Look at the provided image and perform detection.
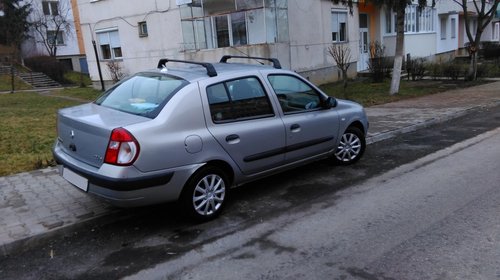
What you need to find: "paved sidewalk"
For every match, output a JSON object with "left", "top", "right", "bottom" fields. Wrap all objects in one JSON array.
[{"left": 1, "top": 81, "right": 500, "bottom": 256}]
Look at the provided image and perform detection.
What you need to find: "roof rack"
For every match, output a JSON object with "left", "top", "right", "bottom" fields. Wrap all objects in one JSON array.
[
  {"left": 157, "top": 58, "right": 217, "bottom": 77},
  {"left": 219, "top": 55, "right": 282, "bottom": 69}
]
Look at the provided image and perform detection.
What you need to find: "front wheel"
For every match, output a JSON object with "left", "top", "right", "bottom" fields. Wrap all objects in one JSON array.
[
  {"left": 180, "top": 166, "right": 229, "bottom": 221},
  {"left": 333, "top": 127, "right": 366, "bottom": 165}
]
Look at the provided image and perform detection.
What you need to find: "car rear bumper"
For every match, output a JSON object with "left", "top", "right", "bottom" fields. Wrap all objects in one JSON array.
[{"left": 53, "top": 143, "right": 203, "bottom": 207}]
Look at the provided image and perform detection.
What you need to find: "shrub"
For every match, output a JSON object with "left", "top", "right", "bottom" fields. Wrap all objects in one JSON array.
[
  {"left": 425, "top": 62, "right": 442, "bottom": 80},
  {"left": 479, "top": 41, "right": 500, "bottom": 59},
  {"left": 442, "top": 62, "right": 464, "bottom": 80},
  {"left": 368, "top": 41, "right": 391, "bottom": 83},
  {"left": 406, "top": 57, "right": 426, "bottom": 81},
  {"left": 24, "top": 56, "right": 69, "bottom": 84}
]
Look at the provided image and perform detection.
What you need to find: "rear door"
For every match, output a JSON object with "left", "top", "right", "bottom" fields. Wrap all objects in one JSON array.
[
  {"left": 200, "top": 75, "right": 286, "bottom": 175},
  {"left": 265, "top": 74, "right": 340, "bottom": 163}
]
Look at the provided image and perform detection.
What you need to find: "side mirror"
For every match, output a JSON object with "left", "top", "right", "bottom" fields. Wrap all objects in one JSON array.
[{"left": 322, "top": 97, "right": 337, "bottom": 109}]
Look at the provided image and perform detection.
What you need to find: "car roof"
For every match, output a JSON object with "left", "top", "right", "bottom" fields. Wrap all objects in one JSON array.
[{"left": 141, "top": 62, "right": 286, "bottom": 82}]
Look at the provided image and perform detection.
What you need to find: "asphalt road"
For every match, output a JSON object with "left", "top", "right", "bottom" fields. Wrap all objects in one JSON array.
[
  {"left": 128, "top": 126, "right": 500, "bottom": 280},
  {"left": 1, "top": 105, "right": 499, "bottom": 279}
]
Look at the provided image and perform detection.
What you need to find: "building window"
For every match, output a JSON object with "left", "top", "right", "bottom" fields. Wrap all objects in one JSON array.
[
  {"left": 440, "top": 17, "right": 447, "bottom": 40},
  {"left": 215, "top": 15, "right": 230, "bottom": 48},
  {"left": 179, "top": 0, "right": 288, "bottom": 51},
  {"left": 404, "top": 5, "right": 436, "bottom": 33},
  {"left": 332, "top": 10, "right": 347, "bottom": 43},
  {"left": 97, "top": 30, "right": 122, "bottom": 60},
  {"left": 138, "top": 21, "right": 148, "bottom": 37},
  {"left": 451, "top": 18, "right": 456, "bottom": 39},
  {"left": 493, "top": 22, "right": 500, "bottom": 41},
  {"left": 47, "top": 30, "right": 64, "bottom": 45},
  {"left": 385, "top": 8, "right": 392, "bottom": 34},
  {"left": 42, "top": 1, "right": 59, "bottom": 16},
  {"left": 231, "top": 11, "right": 247, "bottom": 46},
  {"left": 471, "top": 19, "right": 477, "bottom": 37}
]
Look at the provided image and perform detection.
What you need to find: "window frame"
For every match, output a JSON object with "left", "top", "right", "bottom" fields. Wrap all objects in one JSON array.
[
  {"left": 42, "top": 0, "right": 59, "bottom": 16},
  {"left": 47, "top": 30, "right": 65, "bottom": 45},
  {"left": 451, "top": 18, "right": 456, "bottom": 39},
  {"left": 385, "top": 5, "right": 436, "bottom": 36},
  {"left": 206, "top": 76, "right": 275, "bottom": 124},
  {"left": 96, "top": 29, "right": 123, "bottom": 60},
  {"left": 440, "top": 17, "right": 447, "bottom": 40},
  {"left": 138, "top": 21, "right": 148, "bottom": 37},
  {"left": 267, "top": 73, "right": 325, "bottom": 115},
  {"left": 179, "top": 0, "right": 288, "bottom": 51},
  {"left": 331, "top": 9, "right": 348, "bottom": 43}
]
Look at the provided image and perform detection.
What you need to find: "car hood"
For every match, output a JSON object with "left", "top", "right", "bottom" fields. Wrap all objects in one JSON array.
[{"left": 56, "top": 103, "right": 150, "bottom": 168}]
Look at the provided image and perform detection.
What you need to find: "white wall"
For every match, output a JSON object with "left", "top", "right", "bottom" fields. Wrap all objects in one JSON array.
[
  {"left": 287, "top": 0, "right": 358, "bottom": 72},
  {"left": 78, "top": 0, "right": 182, "bottom": 81},
  {"left": 22, "top": 0, "right": 80, "bottom": 58},
  {"left": 79, "top": 0, "right": 361, "bottom": 86},
  {"left": 436, "top": 14, "right": 459, "bottom": 54}
]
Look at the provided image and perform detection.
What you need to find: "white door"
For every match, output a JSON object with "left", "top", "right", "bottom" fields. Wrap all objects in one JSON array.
[{"left": 357, "top": 14, "right": 370, "bottom": 72}]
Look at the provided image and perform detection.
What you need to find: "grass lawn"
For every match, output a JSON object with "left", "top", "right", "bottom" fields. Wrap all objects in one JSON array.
[
  {"left": 319, "top": 79, "right": 487, "bottom": 106},
  {"left": 0, "top": 78, "right": 491, "bottom": 176},
  {"left": 0, "top": 88, "right": 100, "bottom": 176},
  {"left": 0, "top": 74, "right": 33, "bottom": 91}
]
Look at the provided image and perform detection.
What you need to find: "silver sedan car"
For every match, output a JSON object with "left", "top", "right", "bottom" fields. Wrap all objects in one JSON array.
[{"left": 53, "top": 56, "right": 368, "bottom": 220}]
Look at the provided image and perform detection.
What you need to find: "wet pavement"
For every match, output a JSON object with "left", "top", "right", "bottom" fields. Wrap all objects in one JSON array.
[{"left": 1, "top": 81, "right": 499, "bottom": 256}]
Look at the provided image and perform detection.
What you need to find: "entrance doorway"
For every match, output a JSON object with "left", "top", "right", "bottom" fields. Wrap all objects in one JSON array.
[{"left": 358, "top": 14, "right": 369, "bottom": 72}]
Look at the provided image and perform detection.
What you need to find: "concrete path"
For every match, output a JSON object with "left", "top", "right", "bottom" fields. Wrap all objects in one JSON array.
[{"left": 1, "top": 81, "right": 499, "bottom": 256}]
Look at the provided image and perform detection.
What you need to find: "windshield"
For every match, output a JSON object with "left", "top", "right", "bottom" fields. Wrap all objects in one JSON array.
[{"left": 95, "top": 73, "right": 188, "bottom": 118}]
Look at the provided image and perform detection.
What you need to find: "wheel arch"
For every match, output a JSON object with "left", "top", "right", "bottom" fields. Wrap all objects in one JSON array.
[
  {"left": 204, "top": 160, "right": 235, "bottom": 186},
  {"left": 347, "top": 120, "right": 367, "bottom": 136}
]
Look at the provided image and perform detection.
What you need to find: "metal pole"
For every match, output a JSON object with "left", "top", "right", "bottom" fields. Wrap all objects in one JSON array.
[
  {"left": 92, "top": 40, "right": 105, "bottom": 91},
  {"left": 10, "top": 54, "right": 14, "bottom": 93}
]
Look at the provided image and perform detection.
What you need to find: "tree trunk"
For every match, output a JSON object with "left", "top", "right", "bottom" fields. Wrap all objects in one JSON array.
[
  {"left": 467, "top": 51, "right": 478, "bottom": 81},
  {"left": 390, "top": 2, "right": 406, "bottom": 95}
]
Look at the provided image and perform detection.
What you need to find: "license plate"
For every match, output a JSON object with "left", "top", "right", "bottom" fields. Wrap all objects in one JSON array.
[{"left": 62, "top": 168, "right": 89, "bottom": 192}]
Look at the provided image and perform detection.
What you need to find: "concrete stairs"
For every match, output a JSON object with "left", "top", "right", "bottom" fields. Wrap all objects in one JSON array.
[
  {"left": 17, "top": 72, "right": 61, "bottom": 88},
  {"left": 1, "top": 65, "right": 62, "bottom": 89}
]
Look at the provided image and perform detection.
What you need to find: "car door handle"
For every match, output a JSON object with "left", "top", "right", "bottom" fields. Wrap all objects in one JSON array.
[
  {"left": 290, "top": 124, "right": 301, "bottom": 132},
  {"left": 225, "top": 134, "right": 240, "bottom": 143}
]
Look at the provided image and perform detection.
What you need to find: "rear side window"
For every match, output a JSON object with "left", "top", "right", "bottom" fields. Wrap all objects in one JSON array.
[
  {"left": 96, "top": 73, "right": 188, "bottom": 118},
  {"left": 206, "top": 77, "right": 274, "bottom": 123}
]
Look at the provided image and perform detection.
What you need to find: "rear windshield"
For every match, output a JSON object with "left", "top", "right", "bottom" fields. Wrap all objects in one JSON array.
[{"left": 95, "top": 73, "right": 188, "bottom": 118}]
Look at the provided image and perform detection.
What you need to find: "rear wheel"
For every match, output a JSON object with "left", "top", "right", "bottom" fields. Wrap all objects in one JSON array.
[
  {"left": 180, "top": 166, "right": 228, "bottom": 221},
  {"left": 333, "top": 126, "right": 366, "bottom": 165}
]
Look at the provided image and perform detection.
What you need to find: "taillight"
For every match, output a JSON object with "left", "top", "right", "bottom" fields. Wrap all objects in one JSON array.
[{"left": 104, "top": 128, "right": 140, "bottom": 166}]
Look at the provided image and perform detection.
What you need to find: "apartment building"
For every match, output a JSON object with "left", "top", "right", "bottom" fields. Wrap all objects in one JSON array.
[
  {"left": 77, "top": 0, "right": 498, "bottom": 88},
  {"left": 21, "top": 0, "right": 87, "bottom": 72}
]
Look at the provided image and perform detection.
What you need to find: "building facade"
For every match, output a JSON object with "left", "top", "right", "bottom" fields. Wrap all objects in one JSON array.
[
  {"left": 21, "top": 0, "right": 87, "bottom": 72},
  {"left": 77, "top": 0, "right": 359, "bottom": 87},
  {"left": 77, "top": 0, "right": 499, "bottom": 88}
]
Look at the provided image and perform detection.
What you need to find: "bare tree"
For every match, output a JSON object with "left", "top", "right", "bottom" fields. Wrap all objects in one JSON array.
[
  {"left": 332, "top": 0, "right": 436, "bottom": 95},
  {"left": 452, "top": 0, "right": 500, "bottom": 80},
  {"left": 328, "top": 43, "right": 352, "bottom": 95},
  {"left": 106, "top": 60, "right": 125, "bottom": 83},
  {"left": 29, "top": 0, "right": 72, "bottom": 57}
]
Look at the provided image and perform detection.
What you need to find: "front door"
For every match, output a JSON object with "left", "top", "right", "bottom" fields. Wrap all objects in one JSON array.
[
  {"left": 358, "top": 14, "right": 370, "bottom": 72},
  {"left": 265, "top": 74, "right": 340, "bottom": 163}
]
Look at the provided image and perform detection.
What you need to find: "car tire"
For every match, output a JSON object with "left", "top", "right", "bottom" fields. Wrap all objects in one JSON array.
[
  {"left": 180, "top": 166, "right": 228, "bottom": 221},
  {"left": 333, "top": 126, "right": 366, "bottom": 165}
]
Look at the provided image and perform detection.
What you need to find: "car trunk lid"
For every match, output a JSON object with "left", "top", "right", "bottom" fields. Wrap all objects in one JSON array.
[{"left": 57, "top": 103, "right": 149, "bottom": 168}]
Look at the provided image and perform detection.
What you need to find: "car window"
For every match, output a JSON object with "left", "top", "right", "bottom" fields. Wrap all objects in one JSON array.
[
  {"left": 206, "top": 77, "right": 274, "bottom": 123},
  {"left": 95, "top": 73, "right": 188, "bottom": 118},
  {"left": 268, "top": 74, "right": 322, "bottom": 113}
]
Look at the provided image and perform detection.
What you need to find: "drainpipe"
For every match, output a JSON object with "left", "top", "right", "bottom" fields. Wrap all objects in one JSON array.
[{"left": 92, "top": 40, "right": 105, "bottom": 91}]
